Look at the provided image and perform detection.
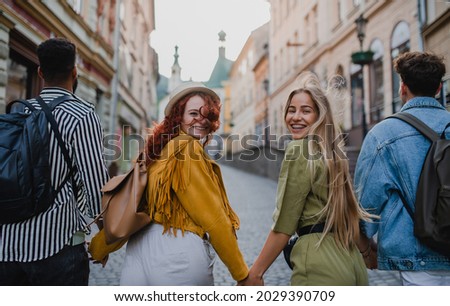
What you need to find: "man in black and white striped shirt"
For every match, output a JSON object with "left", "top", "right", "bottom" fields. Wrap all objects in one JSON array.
[{"left": 0, "top": 38, "right": 109, "bottom": 285}]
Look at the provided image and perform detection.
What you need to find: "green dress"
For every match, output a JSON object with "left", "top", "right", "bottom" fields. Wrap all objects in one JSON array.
[{"left": 272, "top": 139, "right": 368, "bottom": 286}]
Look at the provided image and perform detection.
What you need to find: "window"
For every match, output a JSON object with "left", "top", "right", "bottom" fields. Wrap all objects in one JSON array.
[
  {"left": 312, "top": 5, "right": 318, "bottom": 45},
  {"left": 279, "top": 104, "right": 284, "bottom": 135},
  {"left": 438, "top": 76, "right": 449, "bottom": 108},
  {"left": 239, "top": 59, "right": 247, "bottom": 75},
  {"left": 390, "top": 21, "right": 410, "bottom": 113},
  {"left": 125, "top": 50, "right": 133, "bottom": 87},
  {"left": 273, "top": 109, "right": 278, "bottom": 138},
  {"left": 6, "top": 32, "right": 40, "bottom": 102},
  {"left": 6, "top": 58, "right": 28, "bottom": 101},
  {"left": 280, "top": 49, "right": 284, "bottom": 80},
  {"left": 293, "top": 32, "right": 300, "bottom": 66},
  {"left": 351, "top": 69, "right": 363, "bottom": 127},
  {"left": 119, "top": 124, "right": 139, "bottom": 173},
  {"left": 369, "top": 39, "right": 384, "bottom": 123},
  {"left": 255, "top": 123, "right": 263, "bottom": 142},
  {"left": 305, "top": 14, "right": 310, "bottom": 46},
  {"left": 332, "top": 65, "right": 346, "bottom": 126}
]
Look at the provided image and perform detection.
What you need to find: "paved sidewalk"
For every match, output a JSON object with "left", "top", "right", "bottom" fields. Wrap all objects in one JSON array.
[{"left": 88, "top": 164, "right": 401, "bottom": 286}]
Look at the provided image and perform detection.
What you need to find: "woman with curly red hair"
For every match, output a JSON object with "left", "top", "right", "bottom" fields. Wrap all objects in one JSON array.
[{"left": 119, "top": 82, "right": 249, "bottom": 285}]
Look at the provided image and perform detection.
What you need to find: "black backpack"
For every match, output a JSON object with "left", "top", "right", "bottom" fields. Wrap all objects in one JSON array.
[
  {"left": 390, "top": 112, "right": 450, "bottom": 257},
  {"left": 0, "top": 95, "right": 76, "bottom": 224}
]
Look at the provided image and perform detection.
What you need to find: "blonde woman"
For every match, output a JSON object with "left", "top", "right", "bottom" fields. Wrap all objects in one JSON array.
[{"left": 242, "top": 72, "right": 375, "bottom": 286}]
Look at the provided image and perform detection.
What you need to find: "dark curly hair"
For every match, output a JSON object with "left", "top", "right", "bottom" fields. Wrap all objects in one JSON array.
[
  {"left": 394, "top": 51, "right": 446, "bottom": 97},
  {"left": 37, "top": 37, "right": 76, "bottom": 82}
]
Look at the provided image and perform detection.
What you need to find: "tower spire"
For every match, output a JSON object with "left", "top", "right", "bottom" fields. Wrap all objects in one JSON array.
[
  {"left": 168, "top": 45, "right": 182, "bottom": 91},
  {"left": 173, "top": 45, "right": 179, "bottom": 65},
  {"left": 218, "top": 30, "right": 226, "bottom": 58}
]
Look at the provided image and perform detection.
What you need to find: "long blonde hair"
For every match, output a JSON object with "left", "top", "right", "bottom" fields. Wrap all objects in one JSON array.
[{"left": 284, "top": 71, "right": 373, "bottom": 250}]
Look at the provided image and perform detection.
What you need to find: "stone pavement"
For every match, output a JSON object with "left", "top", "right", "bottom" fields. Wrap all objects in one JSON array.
[{"left": 88, "top": 164, "right": 402, "bottom": 286}]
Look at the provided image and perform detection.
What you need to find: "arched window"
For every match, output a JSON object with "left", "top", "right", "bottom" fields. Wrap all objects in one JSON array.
[
  {"left": 350, "top": 63, "right": 363, "bottom": 128},
  {"left": 369, "top": 39, "right": 384, "bottom": 122},
  {"left": 391, "top": 21, "right": 410, "bottom": 113},
  {"left": 336, "top": 65, "right": 344, "bottom": 76},
  {"left": 333, "top": 65, "right": 346, "bottom": 126}
]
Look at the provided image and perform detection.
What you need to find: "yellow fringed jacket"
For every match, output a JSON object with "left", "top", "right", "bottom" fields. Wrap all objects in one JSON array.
[{"left": 147, "top": 133, "right": 248, "bottom": 281}]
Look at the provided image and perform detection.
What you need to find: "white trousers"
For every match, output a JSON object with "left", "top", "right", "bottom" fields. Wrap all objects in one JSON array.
[
  {"left": 120, "top": 223, "right": 216, "bottom": 286},
  {"left": 400, "top": 270, "right": 450, "bottom": 286}
]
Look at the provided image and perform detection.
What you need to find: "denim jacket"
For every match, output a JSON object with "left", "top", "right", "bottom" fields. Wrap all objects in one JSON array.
[{"left": 354, "top": 97, "right": 450, "bottom": 271}]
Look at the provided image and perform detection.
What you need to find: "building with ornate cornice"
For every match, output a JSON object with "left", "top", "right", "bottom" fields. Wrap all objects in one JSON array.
[
  {"left": 225, "top": 0, "right": 449, "bottom": 178},
  {"left": 267, "top": 0, "right": 449, "bottom": 151},
  {"left": 0, "top": 0, "right": 158, "bottom": 173}
]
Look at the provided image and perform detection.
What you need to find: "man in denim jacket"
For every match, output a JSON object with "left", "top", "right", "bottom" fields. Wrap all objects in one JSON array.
[{"left": 354, "top": 51, "right": 450, "bottom": 285}]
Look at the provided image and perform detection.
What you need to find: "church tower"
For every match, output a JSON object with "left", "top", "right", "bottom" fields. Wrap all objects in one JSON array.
[{"left": 168, "top": 45, "right": 182, "bottom": 92}]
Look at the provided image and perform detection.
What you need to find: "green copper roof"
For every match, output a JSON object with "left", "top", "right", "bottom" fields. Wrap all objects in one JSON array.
[
  {"left": 156, "top": 74, "right": 169, "bottom": 102},
  {"left": 205, "top": 53, "right": 233, "bottom": 88}
]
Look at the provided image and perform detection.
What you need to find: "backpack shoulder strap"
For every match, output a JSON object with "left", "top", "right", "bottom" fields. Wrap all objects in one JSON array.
[
  {"left": 36, "top": 96, "right": 71, "bottom": 163},
  {"left": 6, "top": 94, "right": 75, "bottom": 114},
  {"left": 442, "top": 122, "right": 450, "bottom": 139},
  {"left": 397, "top": 190, "right": 414, "bottom": 219},
  {"left": 36, "top": 96, "right": 77, "bottom": 194},
  {"left": 387, "top": 112, "right": 438, "bottom": 220},
  {"left": 6, "top": 99, "right": 37, "bottom": 114},
  {"left": 388, "top": 112, "right": 439, "bottom": 142}
]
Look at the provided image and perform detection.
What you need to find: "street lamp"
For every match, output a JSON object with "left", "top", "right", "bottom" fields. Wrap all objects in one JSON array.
[
  {"left": 355, "top": 14, "right": 367, "bottom": 51},
  {"left": 351, "top": 14, "right": 374, "bottom": 140},
  {"left": 263, "top": 79, "right": 270, "bottom": 144}
]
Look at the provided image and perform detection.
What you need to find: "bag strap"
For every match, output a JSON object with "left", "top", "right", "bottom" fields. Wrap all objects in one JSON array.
[
  {"left": 442, "top": 122, "right": 450, "bottom": 139},
  {"left": 36, "top": 96, "right": 78, "bottom": 195},
  {"left": 388, "top": 112, "right": 439, "bottom": 142},
  {"left": 397, "top": 191, "right": 414, "bottom": 219},
  {"left": 296, "top": 222, "right": 327, "bottom": 237},
  {"left": 6, "top": 99, "right": 37, "bottom": 114},
  {"left": 85, "top": 151, "right": 147, "bottom": 231},
  {"left": 387, "top": 112, "right": 450, "bottom": 220},
  {"left": 387, "top": 112, "right": 426, "bottom": 219}
]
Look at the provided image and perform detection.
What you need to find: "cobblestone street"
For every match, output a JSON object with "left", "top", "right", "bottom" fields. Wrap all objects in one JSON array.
[{"left": 88, "top": 164, "right": 402, "bottom": 286}]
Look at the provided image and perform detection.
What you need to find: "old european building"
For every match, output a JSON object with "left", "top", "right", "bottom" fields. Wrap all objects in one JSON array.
[
  {"left": 267, "top": 0, "right": 449, "bottom": 150},
  {"left": 157, "top": 31, "right": 234, "bottom": 155},
  {"left": 225, "top": 0, "right": 449, "bottom": 178},
  {"left": 229, "top": 22, "right": 269, "bottom": 153},
  {"left": 112, "top": 0, "right": 158, "bottom": 172},
  {"left": 0, "top": 0, "right": 158, "bottom": 174},
  {"left": 205, "top": 30, "right": 234, "bottom": 138}
]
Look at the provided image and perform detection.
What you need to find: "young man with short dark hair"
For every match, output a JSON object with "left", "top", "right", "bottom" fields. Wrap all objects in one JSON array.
[{"left": 0, "top": 37, "right": 109, "bottom": 285}]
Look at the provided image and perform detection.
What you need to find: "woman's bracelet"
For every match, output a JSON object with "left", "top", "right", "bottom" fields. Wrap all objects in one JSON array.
[{"left": 360, "top": 242, "right": 371, "bottom": 258}]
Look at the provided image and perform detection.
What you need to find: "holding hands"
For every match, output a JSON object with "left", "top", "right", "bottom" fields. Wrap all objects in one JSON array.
[
  {"left": 359, "top": 236, "right": 378, "bottom": 270},
  {"left": 237, "top": 270, "right": 264, "bottom": 286}
]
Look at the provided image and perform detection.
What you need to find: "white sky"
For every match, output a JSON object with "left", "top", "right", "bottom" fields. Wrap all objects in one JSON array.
[{"left": 151, "top": 0, "right": 270, "bottom": 82}]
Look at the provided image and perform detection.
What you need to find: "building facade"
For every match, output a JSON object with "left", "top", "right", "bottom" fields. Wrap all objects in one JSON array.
[
  {"left": 267, "top": 0, "right": 449, "bottom": 149},
  {"left": 0, "top": 0, "right": 158, "bottom": 174},
  {"left": 157, "top": 32, "right": 234, "bottom": 158},
  {"left": 113, "top": 0, "right": 158, "bottom": 173},
  {"left": 229, "top": 22, "right": 269, "bottom": 153},
  {"left": 224, "top": 0, "right": 449, "bottom": 178}
]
